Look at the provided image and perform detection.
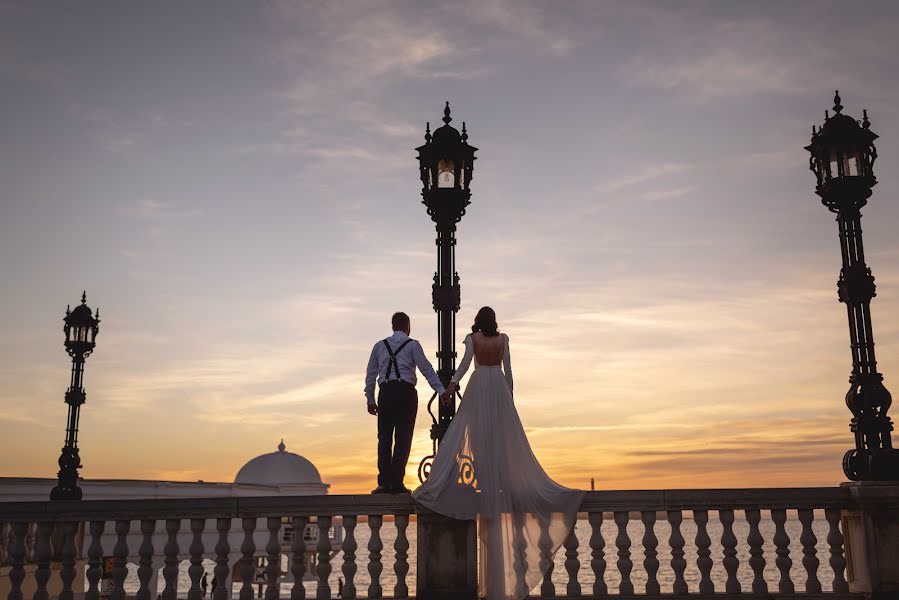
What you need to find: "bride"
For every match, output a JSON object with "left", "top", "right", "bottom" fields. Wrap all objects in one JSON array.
[{"left": 413, "top": 306, "right": 584, "bottom": 600}]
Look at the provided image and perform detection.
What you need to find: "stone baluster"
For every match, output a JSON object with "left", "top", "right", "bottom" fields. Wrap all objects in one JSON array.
[
  {"left": 85, "top": 521, "right": 106, "bottom": 600},
  {"left": 239, "top": 518, "right": 256, "bottom": 600},
  {"left": 111, "top": 520, "right": 131, "bottom": 600},
  {"left": 744, "top": 509, "right": 768, "bottom": 594},
  {"left": 290, "top": 517, "right": 307, "bottom": 600},
  {"left": 0, "top": 523, "right": 8, "bottom": 566},
  {"left": 25, "top": 523, "right": 35, "bottom": 563},
  {"left": 667, "top": 510, "right": 688, "bottom": 594},
  {"left": 163, "top": 519, "right": 182, "bottom": 600},
  {"left": 512, "top": 513, "right": 529, "bottom": 599},
  {"left": 137, "top": 520, "right": 157, "bottom": 600},
  {"left": 771, "top": 508, "right": 794, "bottom": 593},
  {"left": 394, "top": 515, "right": 410, "bottom": 598},
  {"left": 340, "top": 516, "right": 357, "bottom": 600},
  {"left": 214, "top": 519, "right": 231, "bottom": 600},
  {"left": 587, "top": 512, "right": 607, "bottom": 597},
  {"left": 538, "top": 517, "right": 555, "bottom": 597},
  {"left": 32, "top": 521, "right": 53, "bottom": 600},
  {"left": 824, "top": 508, "right": 849, "bottom": 593},
  {"left": 187, "top": 519, "right": 206, "bottom": 600},
  {"left": 316, "top": 516, "right": 332, "bottom": 599},
  {"left": 564, "top": 525, "right": 581, "bottom": 597},
  {"left": 798, "top": 508, "right": 822, "bottom": 593},
  {"left": 693, "top": 509, "right": 713, "bottom": 594},
  {"left": 8, "top": 522, "right": 28, "bottom": 600},
  {"left": 613, "top": 511, "right": 633, "bottom": 595},
  {"left": 265, "top": 517, "right": 282, "bottom": 600},
  {"left": 719, "top": 509, "right": 740, "bottom": 593},
  {"left": 640, "top": 511, "right": 659, "bottom": 595},
  {"left": 367, "top": 515, "right": 383, "bottom": 599},
  {"left": 59, "top": 522, "right": 79, "bottom": 600}
]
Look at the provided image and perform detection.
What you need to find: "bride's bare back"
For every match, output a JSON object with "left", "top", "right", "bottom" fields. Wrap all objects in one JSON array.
[{"left": 471, "top": 331, "right": 504, "bottom": 366}]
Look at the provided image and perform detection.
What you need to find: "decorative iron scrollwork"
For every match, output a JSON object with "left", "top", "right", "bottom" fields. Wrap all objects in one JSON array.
[
  {"left": 457, "top": 453, "right": 477, "bottom": 487},
  {"left": 838, "top": 264, "right": 877, "bottom": 305},
  {"left": 843, "top": 448, "right": 870, "bottom": 481},
  {"left": 418, "top": 455, "right": 434, "bottom": 483},
  {"left": 418, "top": 392, "right": 440, "bottom": 483},
  {"left": 418, "top": 390, "right": 469, "bottom": 483},
  {"left": 431, "top": 273, "right": 461, "bottom": 312}
]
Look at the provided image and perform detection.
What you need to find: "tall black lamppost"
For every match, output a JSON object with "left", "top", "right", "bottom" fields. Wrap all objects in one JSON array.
[
  {"left": 50, "top": 292, "right": 100, "bottom": 501},
  {"left": 416, "top": 102, "right": 477, "bottom": 481},
  {"left": 806, "top": 91, "right": 899, "bottom": 481}
]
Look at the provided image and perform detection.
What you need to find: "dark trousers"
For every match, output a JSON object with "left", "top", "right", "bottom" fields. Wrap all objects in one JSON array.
[{"left": 377, "top": 381, "right": 418, "bottom": 488}]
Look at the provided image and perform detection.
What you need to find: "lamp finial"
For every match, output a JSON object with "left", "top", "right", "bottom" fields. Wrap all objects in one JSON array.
[{"left": 443, "top": 101, "right": 452, "bottom": 125}]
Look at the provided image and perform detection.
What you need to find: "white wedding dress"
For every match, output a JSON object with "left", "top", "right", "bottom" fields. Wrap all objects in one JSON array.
[{"left": 413, "top": 333, "right": 585, "bottom": 600}]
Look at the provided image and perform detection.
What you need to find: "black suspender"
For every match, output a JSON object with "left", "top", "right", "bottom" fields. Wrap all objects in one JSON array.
[{"left": 383, "top": 338, "right": 412, "bottom": 382}]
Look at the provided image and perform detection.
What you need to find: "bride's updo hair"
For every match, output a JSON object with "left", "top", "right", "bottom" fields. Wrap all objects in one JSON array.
[{"left": 472, "top": 306, "right": 499, "bottom": 337}]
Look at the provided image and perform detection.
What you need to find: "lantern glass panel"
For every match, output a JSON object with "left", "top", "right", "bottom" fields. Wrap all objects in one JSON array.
[
  {"left": 437, "top": 159, "right": 454, "bottom": 188},
  {"left": 829, "top": 149, "right": 841, "bottom": 178},
  {"left": 844, "top": 147, "right": 862, "bottom": 176}
]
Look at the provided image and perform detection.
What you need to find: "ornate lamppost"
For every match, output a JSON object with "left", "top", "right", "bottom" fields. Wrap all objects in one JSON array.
[
  {"left": 806, "top": 91, "right": 899, "bottom": 480},
  {"left": 50, "top": 292, "right": 100, "bottom": 501},
  {"left": 416, "top": 102, "right": 477, "bottom": 481}
]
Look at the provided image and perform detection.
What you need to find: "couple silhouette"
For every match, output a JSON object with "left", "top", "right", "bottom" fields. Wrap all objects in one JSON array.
[{"left": 363, "top": 308, "right": 584, "bottom": 600}]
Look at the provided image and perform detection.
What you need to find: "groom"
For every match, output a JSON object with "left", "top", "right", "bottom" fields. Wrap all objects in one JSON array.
[{"left": 364, "top": 312, "right": 445, "bottom": 494}]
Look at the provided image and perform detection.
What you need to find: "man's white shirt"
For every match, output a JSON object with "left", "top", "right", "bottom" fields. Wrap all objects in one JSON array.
[{"left": 364, "top": 331, "right": 446, "bottom": 405}]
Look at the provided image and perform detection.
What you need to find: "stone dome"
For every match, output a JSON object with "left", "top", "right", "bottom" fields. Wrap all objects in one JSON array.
[{"left": 234, "top": 440, "right": 323, "bottom": 486}]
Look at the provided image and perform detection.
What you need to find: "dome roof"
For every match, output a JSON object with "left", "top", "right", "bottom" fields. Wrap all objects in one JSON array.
[{"left": 234, "top": 441, "right": 323, "bottom": 486}]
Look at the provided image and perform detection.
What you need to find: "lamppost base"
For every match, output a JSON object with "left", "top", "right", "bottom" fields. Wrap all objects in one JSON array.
[
  {"left": 50, "top": 485, "right": 82, "bottom": 501},
  {"left": 840, "top": 480, "right": 899, "bottom": 597}
]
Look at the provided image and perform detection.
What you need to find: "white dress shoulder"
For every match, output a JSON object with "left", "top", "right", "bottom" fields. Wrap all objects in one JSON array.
[{"left": 413, "top": 333, "right": 585, "bottom": 600}]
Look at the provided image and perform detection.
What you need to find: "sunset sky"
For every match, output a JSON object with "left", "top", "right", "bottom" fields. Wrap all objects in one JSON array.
[{"left": 2, "top": 2, "right": 899, "bottom": 494}]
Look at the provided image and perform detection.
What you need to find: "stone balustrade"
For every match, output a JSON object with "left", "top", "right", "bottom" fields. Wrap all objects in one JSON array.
[{"left": 2, "top": 485, "right": 897, "bottom": 599}]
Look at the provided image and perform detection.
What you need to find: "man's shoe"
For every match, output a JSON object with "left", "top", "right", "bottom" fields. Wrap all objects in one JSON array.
[
  {"left": 391, "top": 484, "right": 412, "bottom": 494},
  {"left": 371, "top": 485, "right": 391, "bottom": 494}
]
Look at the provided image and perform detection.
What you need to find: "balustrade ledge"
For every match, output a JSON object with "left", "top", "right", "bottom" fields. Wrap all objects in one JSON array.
[
  {"left": 0, "top": 486, "right": 868, "bottom": 523},
  {"left": 0, "top": 494, "right": 416, "bottom": 521},
  {"left": 579, "top": 486, "right": 854, "bottom": 512},
  {"left": 570, "top": 594, "right": 862, "bottom": 600}
]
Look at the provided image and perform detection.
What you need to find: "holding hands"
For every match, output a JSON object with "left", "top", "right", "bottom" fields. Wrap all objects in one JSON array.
[{"left": 441, "top": 382, "right": 457, "bottom": 406}]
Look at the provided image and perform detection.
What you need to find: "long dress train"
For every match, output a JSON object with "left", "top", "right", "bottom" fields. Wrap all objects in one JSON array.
[{"left": 412, "top": 334, "right": 585, "bottom": 600}]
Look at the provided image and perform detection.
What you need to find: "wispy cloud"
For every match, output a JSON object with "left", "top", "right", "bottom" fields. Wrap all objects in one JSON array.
[
  {"left": 115, "top": 199, "right": 205, "bottom": 220},
  {"left": 594, "top": 163, "right": 690, "bottom": 193},
  {"left": 640, "top": 186, "right": 693, "bottom": 201},
  {"left": 467, "top": 0, "right": 574, "bottom": 57},
  {"left": 621, "top": 13, "right": 899, "bottom": 101}
]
